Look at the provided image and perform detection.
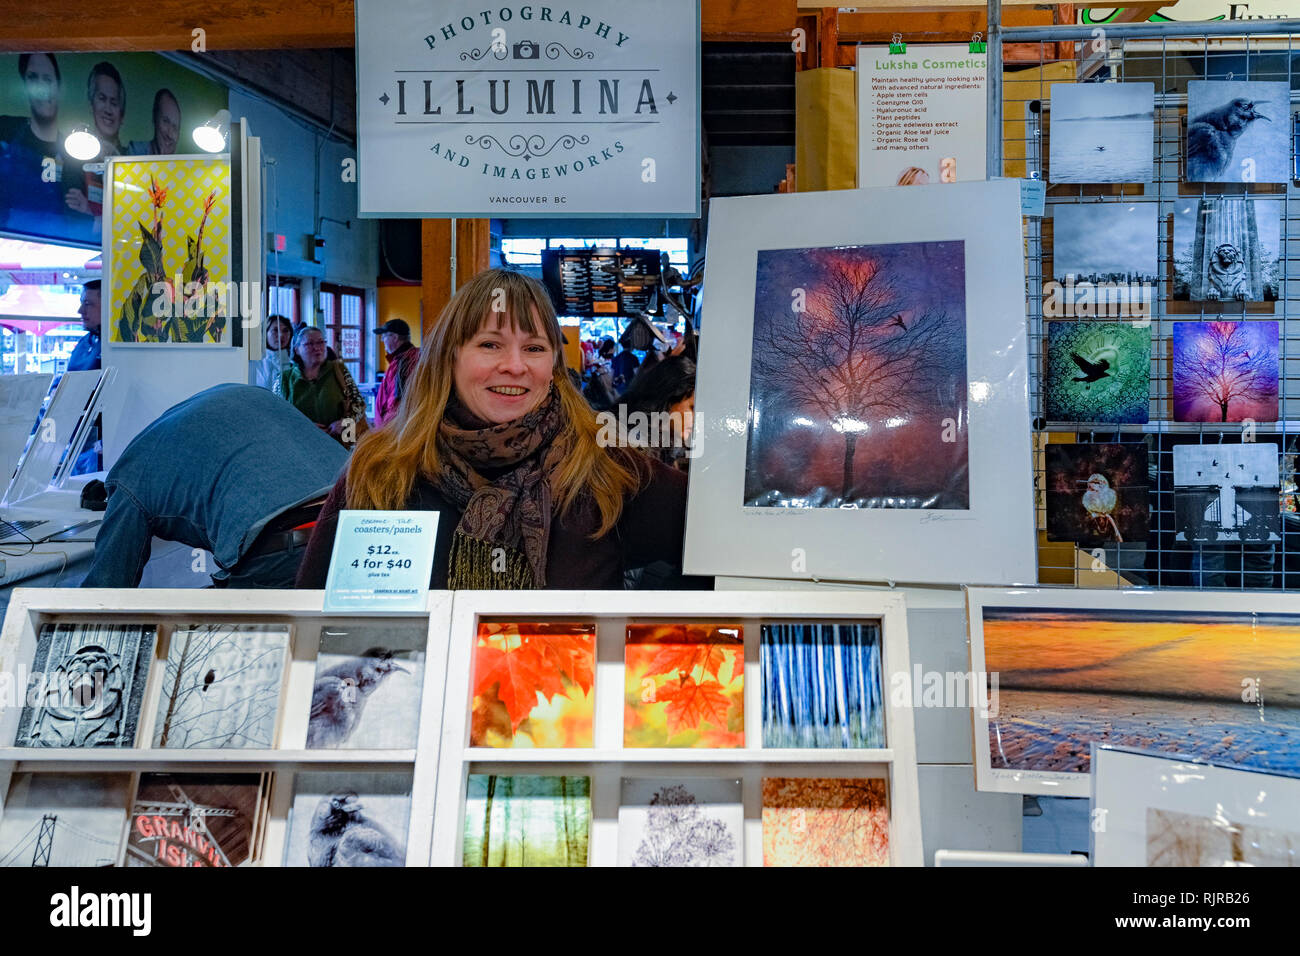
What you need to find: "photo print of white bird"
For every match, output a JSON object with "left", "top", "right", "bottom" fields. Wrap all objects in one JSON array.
[
  {"left": 306, "top": 625, "right": 426, "bottom": 749},
  {"left": 1081, "top": 473, "right": 1123, "bottom": 542},
  {"left": 307, "top": 790, "right": 407, "bottom": 867},
  {"left": 1186, "top": 81, "right": 1290, "bottom": 183},
  {"left": 1045, "top": 443, "right": 1149, "bottom": 547}
]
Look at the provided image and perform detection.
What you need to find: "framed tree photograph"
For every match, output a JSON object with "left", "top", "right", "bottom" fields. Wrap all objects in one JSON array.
[{"left": 684, "top": 181, "right": 1033, "bottom": 585}]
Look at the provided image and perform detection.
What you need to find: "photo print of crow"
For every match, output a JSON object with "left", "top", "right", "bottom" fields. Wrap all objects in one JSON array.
[
  {"left": 307, "top": 789, "right": 407, "bottom": 867},
  {"left": 1186, "top": 81, "right": 1290, "bottom": 183},
  {"left": 307, "top": 648, "right": 408, "bottom": 749},
  {"left": 282, "top": 771, "right": 413, "bottom": 868},
  {"left": 1044, "top": 322, "right": 1151, "bottom": 424},
  {"left": 305, "top": 625, "right": 426, "bottom": 750}
]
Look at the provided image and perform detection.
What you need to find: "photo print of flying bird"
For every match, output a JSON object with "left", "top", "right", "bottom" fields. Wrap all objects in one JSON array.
[
  {"left": 1044, "top": 322, "right": 1151, "bottom": 424},
  {"left": 1048, "top": 82, "right": 1154, "bottom": 183}
]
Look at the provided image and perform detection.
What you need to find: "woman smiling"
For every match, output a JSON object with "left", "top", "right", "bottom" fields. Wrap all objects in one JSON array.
[{"left": 295, "top": 268, "right": 692, "bottom": 590}]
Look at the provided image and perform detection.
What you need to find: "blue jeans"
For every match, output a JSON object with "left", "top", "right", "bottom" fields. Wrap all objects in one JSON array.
[{"left": 1190, "top": 544, "right": 1276, "bottom": 589}]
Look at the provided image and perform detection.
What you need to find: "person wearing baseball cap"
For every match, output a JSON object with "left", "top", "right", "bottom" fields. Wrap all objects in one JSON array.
[{"left": 373, "top": 318, "right": 420, "bottom": 426}]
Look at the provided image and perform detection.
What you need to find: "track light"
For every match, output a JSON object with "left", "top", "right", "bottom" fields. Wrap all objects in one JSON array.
[
  {"left": 193, "top": 109, "right": 231, "bottom": 153},
  {"left": 64, "top": 125, "right": 100, "bottom": 161}
]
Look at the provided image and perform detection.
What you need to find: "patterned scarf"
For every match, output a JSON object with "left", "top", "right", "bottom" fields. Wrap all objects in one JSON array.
[{"left": 435, "top": 384, "right": 568, "bottom": 589}]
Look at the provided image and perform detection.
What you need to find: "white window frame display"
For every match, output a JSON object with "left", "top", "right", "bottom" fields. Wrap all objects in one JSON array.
[
  {"left": 430, "top": 589, "right": 923, "bottom": 866},
  {"left": 1091, "top": 745, "right": 1300, "bottom": 867},
  {"left": 683, "top": 180, "right": 1034, "bottom": 587},
  {"left": 0, "top": 588, "right": 454, "bottom": 867}
]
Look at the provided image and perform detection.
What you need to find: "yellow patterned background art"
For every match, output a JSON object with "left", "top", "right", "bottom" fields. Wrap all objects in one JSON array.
[{"left": 109, "top": 157, "right": 232, "bottom": 344}]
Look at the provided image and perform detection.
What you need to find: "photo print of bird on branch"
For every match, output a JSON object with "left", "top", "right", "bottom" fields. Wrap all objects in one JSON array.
[
  {"left": 1044, "top": 322, "right": 1151, "bottom": 424},
  {"left": 306, "top": 625, "right": 425, "bottom": 750},
  {"left": 1186, "top": 81, "right": 1290, "bottom": 184},
  {"left": 744, "top": 241, "right": 968, "bottom": 509},
  {"left": 151, "top": 624, "right": 291, "bottom": 750},
  {"left": 1045, "top": 443, "right": 1150, "bottom": 547},
  {"left": 1049, "top": 82, "right": 1154, "bottom": 184}
]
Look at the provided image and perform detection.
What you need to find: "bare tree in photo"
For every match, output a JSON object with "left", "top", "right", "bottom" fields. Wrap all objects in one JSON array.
[
  {"left": 154, "top": 626, "right": 288, "bottom": 749},
  {"left": 752, "top": 258, "right": 961, "bottom": 501},
  {"left": 1175, "top": 321, "right": 1277, "bottom": 422}
]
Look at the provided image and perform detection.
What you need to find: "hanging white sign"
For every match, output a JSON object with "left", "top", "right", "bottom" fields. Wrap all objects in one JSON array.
[
  {"left": 354, "top": 0, "right": 701, "bottom": 218},
  {"left": 856, "top": 44, "right": 987, "bottom": 188}
]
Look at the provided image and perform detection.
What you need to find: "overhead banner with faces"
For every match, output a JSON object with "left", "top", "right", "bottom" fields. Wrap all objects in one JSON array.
[{"left": 355, "top": 0, "right": 701, "bottom": 218}]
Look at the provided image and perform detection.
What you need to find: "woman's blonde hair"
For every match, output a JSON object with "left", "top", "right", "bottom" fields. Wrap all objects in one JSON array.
[{"left": 345, "top": 268, "right": 642, "bottom": 536}]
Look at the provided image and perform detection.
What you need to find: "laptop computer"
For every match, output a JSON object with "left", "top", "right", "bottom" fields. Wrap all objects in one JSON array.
[{"left": 0, "top": 369, "right": 109, "bottom": 545}]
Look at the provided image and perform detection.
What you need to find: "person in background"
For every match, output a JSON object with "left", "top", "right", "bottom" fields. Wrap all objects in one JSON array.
[
  {"left": 0, "top": 53, "right": 67, "bottom": 235},
  {"left": 582, "top": 337, "right": 618, "bottom": 409},
  {"left": 126, "top": 88, "right": 180, "bottom": 156},
  {"left": 80, "top": 384, "right": 349, "bottom": 588},
  {"left": 295, "top": 267, "right": 695, "bottom": 591},
  {"left": 255, "top": 314, "right": 294, "bottom": 394},
  {"left": 64, "top": 61, "right": 124, "bottom": 236},
  {"left": 66, "top": 280, "right": 101, "bottom": 371},
  {"left": 610, "top": 332, "right": 641, "bottom": 393},
  {"left": 616, "top": 353, "right": 696, "bottom": 470},
  {"left": 372, "top": 317, "right": 420, "bottom": 426},
  {"left": 281, "top": 325, "right": 368, "bottom": 445}
]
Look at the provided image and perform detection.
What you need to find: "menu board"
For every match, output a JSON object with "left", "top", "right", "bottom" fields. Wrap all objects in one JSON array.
[{"left": 541, "top": 247, "right": 661, "bottom": 318}]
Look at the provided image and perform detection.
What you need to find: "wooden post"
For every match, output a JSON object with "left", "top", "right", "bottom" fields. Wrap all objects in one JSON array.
[{"left": 420, "top": 218, "right": 492, "bottom": 335}]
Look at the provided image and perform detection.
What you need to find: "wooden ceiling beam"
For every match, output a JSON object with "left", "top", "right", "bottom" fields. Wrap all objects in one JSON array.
[
  {"left": 0, "top": 0, "right": 813, "bottom": 51},
  {"left": 0, "top": 1, "right": 357, "bottom": 51}
]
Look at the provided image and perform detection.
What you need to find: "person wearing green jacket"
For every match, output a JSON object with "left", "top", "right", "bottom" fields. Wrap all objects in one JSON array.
[{"left": 281, "top": 325, "right": 368, "bottom": 445}]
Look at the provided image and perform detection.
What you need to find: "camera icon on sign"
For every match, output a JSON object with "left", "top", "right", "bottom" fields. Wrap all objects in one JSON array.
[{"left": 513, "top": 40, "right": 540, "bottom": 59}]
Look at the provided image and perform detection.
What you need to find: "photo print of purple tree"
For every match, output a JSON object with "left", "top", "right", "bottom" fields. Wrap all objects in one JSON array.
[
  {"left": 1173, "top": 321, "right": 1278, "bottom": 423},
  {"left": 745, "top": 241, "right": 968, "bottom": 509}
]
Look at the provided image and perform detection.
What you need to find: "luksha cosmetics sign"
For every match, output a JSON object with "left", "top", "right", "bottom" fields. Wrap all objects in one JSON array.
[{"left": 355, "top": 0, "right": 700, "bottom": 218}]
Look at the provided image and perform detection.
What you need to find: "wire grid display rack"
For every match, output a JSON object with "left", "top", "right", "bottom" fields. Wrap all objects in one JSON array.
[{"left": 991, "top": 17, "right": 1300, "bottom": 590}]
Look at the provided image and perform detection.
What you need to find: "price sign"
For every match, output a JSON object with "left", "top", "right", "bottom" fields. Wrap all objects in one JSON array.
[{"left": 322, "top": 510, "right": 440, "bottom": 612}]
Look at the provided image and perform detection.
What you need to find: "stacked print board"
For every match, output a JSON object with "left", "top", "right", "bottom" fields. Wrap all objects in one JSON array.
[
  {"left": 431, "top": 591, "right": 922, "bottom": 866},
  {"left": 0, "top": 589, "right": 451, "bottom": 867}
]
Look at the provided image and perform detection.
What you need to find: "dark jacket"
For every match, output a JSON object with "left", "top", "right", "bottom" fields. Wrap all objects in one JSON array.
[
  {"left": 295, "top": 453, "right": 691, "bottom": 589},
  {"left": 80, "top": 384, "right": 349, "bottom": 587}
]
